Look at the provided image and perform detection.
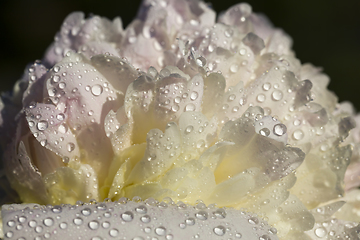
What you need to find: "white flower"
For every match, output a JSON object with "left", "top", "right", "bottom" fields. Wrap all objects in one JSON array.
[{"left": 1, "top": 0, "right": 359, "bottom": 239}]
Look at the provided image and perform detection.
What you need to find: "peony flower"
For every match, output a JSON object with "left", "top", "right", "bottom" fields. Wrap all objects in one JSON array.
[{"left": 1, "top": 0, "right": 360, "bottom": 239}]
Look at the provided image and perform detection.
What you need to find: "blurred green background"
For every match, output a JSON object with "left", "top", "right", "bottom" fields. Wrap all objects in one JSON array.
[{"left": 0, "top": 0, "right": 359, "bottom": 109}]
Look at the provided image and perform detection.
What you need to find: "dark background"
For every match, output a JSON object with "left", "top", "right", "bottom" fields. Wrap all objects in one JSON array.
[{"left": 0, "top": 0, "right": 359, "bottom": 109}]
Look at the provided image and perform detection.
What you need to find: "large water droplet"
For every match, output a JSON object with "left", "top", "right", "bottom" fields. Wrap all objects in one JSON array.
[
  {"left": 91, "top": 85, "right": 103, "bottom": 96},
  {"left": 272, "top": 90, "right": 283, "bottom": 101},
  {"left": 43, "top": 218, "right": 54, "bottom": 227},
  {"left": 37, "top": 120, "right": 48, "bottom": 131},
  {"left": 109, "top": 228, "right": 119, "bottom": 237},
  {"left": 121, "top": 211, "right": 134, "bottom": 222},
  {"left": 67, "top": 142, "right": 75, "bottom": 152},
  {"left": 88, "top": 220, "right": 99, "bottom": 230},
  {"left": 190, "top": 92, "right": 198, "bottom": 101},
  {"left": 155, "top": 226, "right": 166, "bottom": 236},
  {"left": 195, "top": 211, "right": 208, "bottom": 220},
  {"left": 135, "top": 205, "right": 147, "bottom": 214},
  {"left": 213, "top": 225, "right": 226, "bottom": 236},
  {"left": 185, "top": 103, "right": 196, "bottom": 111},
  {"left": 292, "top": 129, "right": 304, "bottom": 140},
  {"left": 273, "top": 124, "right": 287, "bottom": 136},
  {"left": 259, "top": 128, "right": 270, "bottom": 136},
  {"left": 314, "top": 227, "right": 327, "bottom": 238},
  {"left": 73, "top": 217, "right": 83, "bottom": 225}
]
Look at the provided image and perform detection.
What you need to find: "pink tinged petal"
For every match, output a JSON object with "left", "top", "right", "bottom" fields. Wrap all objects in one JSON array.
[
  {"left": 45, "top": 53, "right": 121, "bottom": 184},
  {"left": 1, "top": 200, "right": 279, "bottom": 240},
  {"left": 126, "top": 122, "right": 182, "bottom": 184},
  {"left": 265, "top": 29, "right": 293, "bottom": 56},
  {"left": 4, "top": 141, "right": 48, "bottom": 204},
  {"left": 21, "top": 62, "right": 48, "bottom": 106},
  {"left": 78, "top": 42, "right": 120, "bottom": 59},
  {"left": 218, "top": 3, "right": 253, "bottom": 33},
  {"left": 90, "top": 54, "right": 139, "bottom": 94},
  {"left": 43, "top": 12, "right": 85, "bottom": 66},
  {"left": 25, "top": 103, "right": 80, "bottom": 163}
]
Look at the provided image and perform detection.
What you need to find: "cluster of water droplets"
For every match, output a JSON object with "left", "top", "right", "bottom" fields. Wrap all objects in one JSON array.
[{"left": 2, "top": 198, "right": 278, "bottom": 240}]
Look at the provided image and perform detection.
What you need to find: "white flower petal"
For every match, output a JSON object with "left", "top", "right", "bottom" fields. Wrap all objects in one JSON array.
[{"left": 1, "top": 200, "right": 279, "bottom": 240}]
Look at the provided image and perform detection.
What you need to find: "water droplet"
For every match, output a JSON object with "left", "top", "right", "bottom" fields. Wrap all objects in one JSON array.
[
  {"left": 185, "top": 103, "right": 196, "bottom": 111},
  {"left": 135, "top": 205, "right": 147, "bottom": 214},
  {"left": 273, "top": 124, "right": 287, "bottom": 136},
  {"left": 272, "top": 90, "right": 283, "bottom": 101},
  {"left": 185, "top": 126, "right": 194, "bottom": 134},
  {"left": 257, "top": 94, "right": 266, "bottom": 103},
  {"left": 268, "top": 228, "right": 277, "bottom": 235},
  {"left": 195, "top": 211, "right": 208, "bottom": 220},
  {"left": 109, "top": 228, "right": 119, "bottom": 237},
  {"left": 67, "top": 142, "right": 75, "bottom": 152},
  {"left": 228, "top": 94, "right": 236, "bottom": 101},
  {"left": 102, "top": 221, "right": 110, "bottom": 229},
  {"left": 121, "top": 211, "right": 134, "bottom": 222},
  {"left": 40, "top": 139, "right": 47, "bottom": 147},
  {"left": 37, "top": 120, "right": 48, "bottom": 131},
  {"left": 73, "top": 217, "right": 83, "bottom": 225},
  {"left": 248, "top": 217, "right": 259, "bottom": 224},
  {"left": 59, "top": 222, "right": 67, "bottom": 229},
  {"left": 43, "top": 218, "right": 54, "bottom": 227},
  {"left": 292, "top": 129, "right": 304, "bottom": 140},
  {"left": 185, "top": 218, "right": 195, "bottom": 226},
  {"left": 235, "top": 233, "right": 242, "bottom": 238},
  {"left": 140, "top": 215, "right": 151, "bottom": 223},
  {"left": 29, "top": 220, "right": 37, "bottom": 228},
  {"left": 59, "top": 82, "right": 66, "bottom": 89},
  {"left": 196, "top": 56, "right": 206, "bottom": 67},
  {"left": 259, "top": 128, "right": 270, "bottom": 136},
  {"left": 190, "top": 92, "right": 198, "bottom": 101},
  {"left": 174, "top": 96, "right": 181, "bottom": 104},
  {"left": 155, "top": 226, "right": 166, "bottom": 236},
  {"left": 5, "top": 231, "right": 13, "bottom": 238},
  {"left": 56, "top": 113, "right": 65, "bottom": 121},
  {"left": 18, "top": 216, "right": 26, "bottom": 223},
  {"left": 171, "top": 105, "right": 180, "bottom": 112},
  {"left": 230, "top": 64, "right": 239, "bottom": 73},
  {"left": 314, "top": 227, "right": 327, "bottom": 238},
  {"left": 89, "top": 220, "right": 99, "bottom": 230},
  {"left": 213, "top": 225, "right": 226, "bottom": 236},
  {"left": 91, "top": 85, "right": 103, "bottom": 96},
  {"left": 53, "top": 75, "right": 60, "bottom": 83},
  {"left": 213, "top": 209, "right": 226, "bottom": 219}
]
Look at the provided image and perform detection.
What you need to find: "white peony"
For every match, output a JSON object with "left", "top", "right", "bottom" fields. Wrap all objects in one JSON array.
[{"left": 1, "top": 0, "right": 360, "bottom": 239}]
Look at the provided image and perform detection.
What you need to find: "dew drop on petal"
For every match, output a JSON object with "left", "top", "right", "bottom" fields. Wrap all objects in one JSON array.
[
  {"left": 109, "top": 228, "right": 119, "bottom": 237},
  {"left": 121, "top": 211, "right": 134, "bottom": 222},
  {"left": 292, "top": 129, "right": 304, "bottom": 140},
  {"left": 88, "top": 220, "right": 99, "bottom": 230},
  {"left": 259, "top": 128, "right": 270, "bottom": 136},
  {"left": 67, "top": 142, "right": 75, "bottom": 152},
  {"left": 271, "top": 90, "right": 283, "bottom": 101},
  {"left": 185, "top": 103, "right": 196, "bottom": 111},
  {"left": 43, "top": 218, "right": 54, "bottom": 227},
  {"left": 273, "top": 124, "right": 287, "bottom": 136},
  {"left": 37, "top": 120, "right": 48, "bottom": 131},
  {"left": 155, "top": 226, "right": 166, "bottom": 236},
  {"left": 314, "top": 227, "right": 327, "bottom": 238},
  {"left": 213, "top": 225, "right": 226, "bottom": 236},
  {"left": 190, "top": 92, "right": 198, "bottom": 101},
  {"left": 91, "top": 84, "right": 103, "bottom": 96}
]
